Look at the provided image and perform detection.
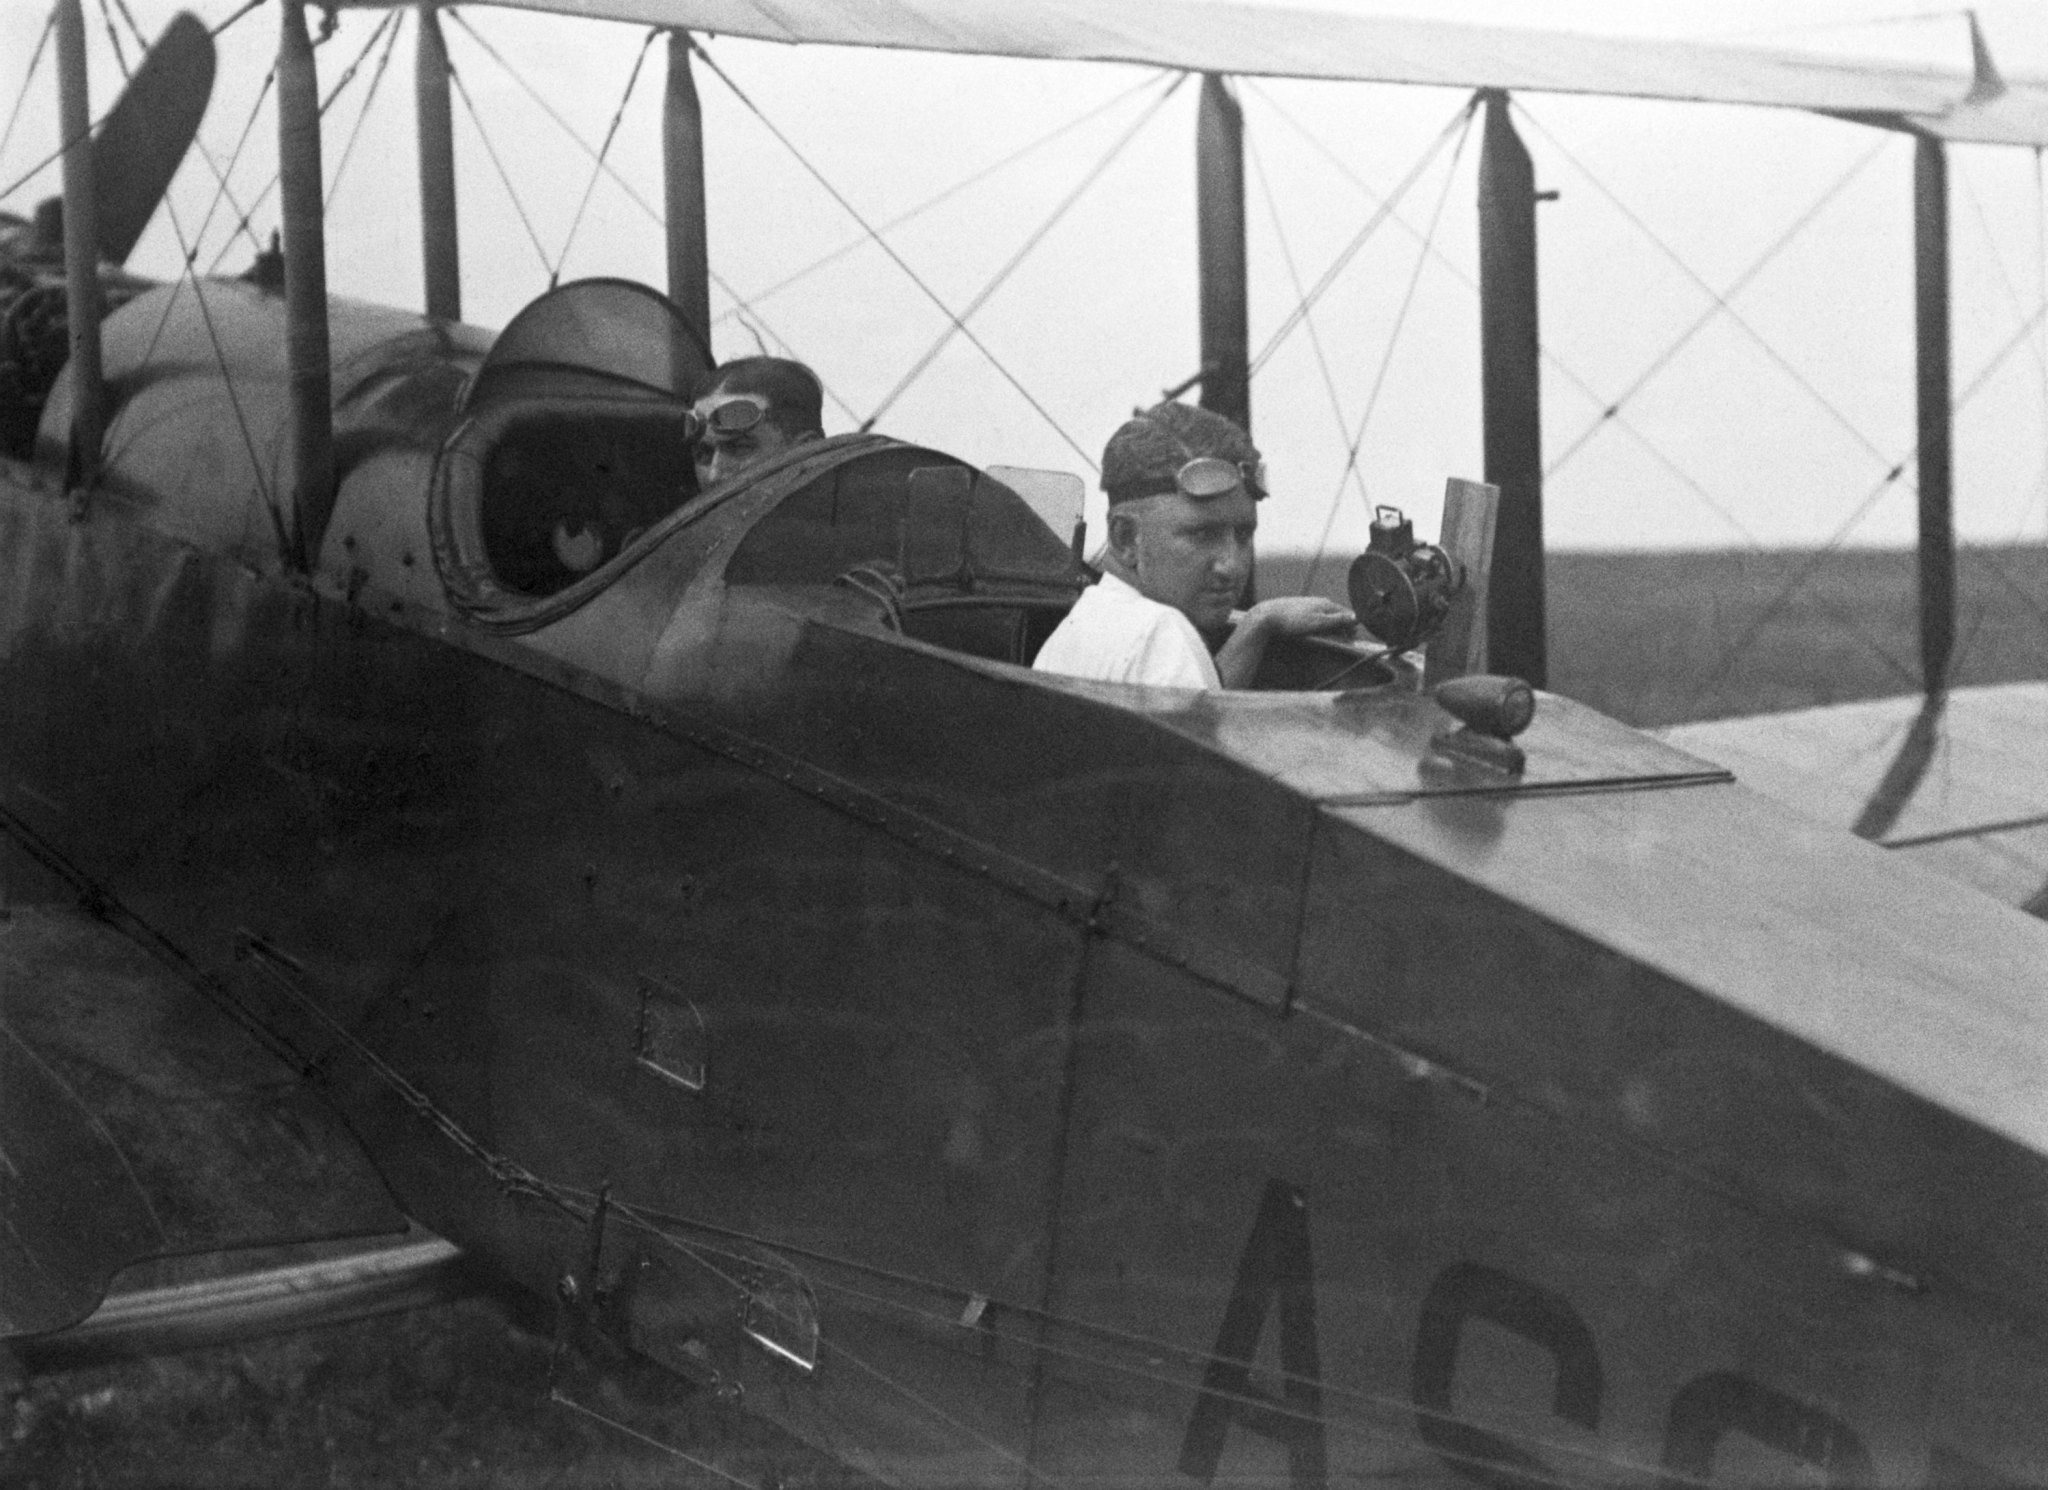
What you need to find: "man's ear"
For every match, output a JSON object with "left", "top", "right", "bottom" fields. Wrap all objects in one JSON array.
[{"left": 1105, "top": 506, "right": 1140, "bottom": 567}]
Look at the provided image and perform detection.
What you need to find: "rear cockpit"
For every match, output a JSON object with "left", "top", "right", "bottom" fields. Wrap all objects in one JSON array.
[{"left": 429, "top": 279, "right": 708, "bottom": 616}]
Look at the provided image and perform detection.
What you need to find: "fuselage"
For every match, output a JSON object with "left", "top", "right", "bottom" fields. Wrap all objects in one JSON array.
[{"left": 6, "top": 277, "right": 2048, "bottom": 1487}]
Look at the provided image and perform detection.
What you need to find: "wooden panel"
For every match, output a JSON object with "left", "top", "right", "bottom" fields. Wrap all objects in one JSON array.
[{"left": 1423, "top": 476, "right": 1498, "bottom": 688}]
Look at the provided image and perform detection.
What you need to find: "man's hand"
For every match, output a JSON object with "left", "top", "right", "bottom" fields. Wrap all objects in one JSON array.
[
  {"left": 1215, "top": 596, "right": 1358, "bottom": 687},
  {"left": 1244, "top": 596, "right": 1356, "bottom": 638}
]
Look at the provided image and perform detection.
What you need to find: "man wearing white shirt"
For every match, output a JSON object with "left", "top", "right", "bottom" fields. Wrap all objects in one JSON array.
[{"left": 1033, "top": 401, "right": 1353, "bottom": 689}]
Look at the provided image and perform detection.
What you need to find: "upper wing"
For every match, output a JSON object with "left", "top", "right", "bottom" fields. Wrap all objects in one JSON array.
[
  {"left": 332, "top": 0, "right": 2048, "bottom": 148},
  {"left": 1662, "top": 682, "right": 2048, "bottom": 918}
]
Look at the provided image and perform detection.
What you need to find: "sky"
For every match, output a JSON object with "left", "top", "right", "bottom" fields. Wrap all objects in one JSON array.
[{"left": 4, "top": 0, "right": 2048, "bottom": 560}]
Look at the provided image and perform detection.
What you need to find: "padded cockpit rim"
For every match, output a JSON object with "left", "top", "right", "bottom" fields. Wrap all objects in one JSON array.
[{"left": 428, "top": 428, "right": 903, "bottom": 634}]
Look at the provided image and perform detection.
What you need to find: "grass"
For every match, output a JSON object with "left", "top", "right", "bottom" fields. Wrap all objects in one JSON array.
[{"left": 1262, "top": 544, "right": 2048, "bottom": 727}]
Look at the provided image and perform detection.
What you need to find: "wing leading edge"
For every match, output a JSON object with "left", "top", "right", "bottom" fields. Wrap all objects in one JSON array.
[{"left": 330, "top": 0, "right": 2048, "bottom": 147}]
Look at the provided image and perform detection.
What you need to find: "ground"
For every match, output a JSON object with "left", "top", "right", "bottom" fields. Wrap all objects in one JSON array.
[{"left": 6, "top": 544, "right": 2047, "bottom": 1487}]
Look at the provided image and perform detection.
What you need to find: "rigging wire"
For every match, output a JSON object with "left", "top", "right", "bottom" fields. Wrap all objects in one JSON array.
[
  {"left": 0, "top": 11, "right": 54, "bottom": 180},
  {"left": 440, "top": 11, "right": 858, "bottom": 422},
  {"left": 859, "top": 71, "right": 1184, "bottom": 432},
  {"left": 1244, "top": 79, "right": 1763, "bottom": 554},
  {"left": 1244, "top": 117, "right": 1368, "bottom": 512},
  {"left": 1956, "top": 158, "right": 2048, "bottom": 390},
  {"left": 545, "top": 1393, "right": 763, "bottom": 1489},
  {"left": 1537, "top": 126, "right": 1896, "bottom": 480},
  {"left": 1514, "top": 101, "right": 1903, "bottom": 481},
  {"left": 1246, "top": 82, "right": 1932, "bottom": 680},
  {"left": 446, "top": 56, "right": 552, "bottom": 279},
  {"left": 194, "top": 69, "right": 274, "bottom": 271},
  {"left": 549, "top": 25, "right": 658, "bottom": 290},
  {"left": 1299, "top": 102, "right": 1475, "bottom": 597},
  {"left": 200, "top": 10, "right": 405, "bottom": 274},
  {"left": 1683, "top": 299, "right": 2048, "bottom": 716},
  {"left": 1245, "top": 94, "right": 1478, "bottom": 382},
  {"left": 209, "top": 0, "right": 268, "bottom": 39},
  {"left": 688, "top": 36, "right": 1099, "bottom": 470},
  {"left": 1943, "top": 154, "right": 2048, "bottom": 660},
  {"left": 82, "top": 0, "right": 276, "bottom": 546},
  {"left": 103, "top": 0, "right": 270, "bottom": 265},
  {"left": 725, "top": 70, "right": 1170, "bottom": 325},
  {"left": 94, "top": 0, "right": 132, "bottom": 83},
  {"left": 322, "top": 6, "right": 402, "bottom": 211},
  {"left": 323, "top": 7, "right": 403, "bottom": 209}
]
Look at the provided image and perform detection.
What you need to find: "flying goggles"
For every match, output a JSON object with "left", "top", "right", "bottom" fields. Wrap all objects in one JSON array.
[
  {"left": 688, "top": 395, "right": 769, "bottom": 447},
  {"left": 1115, "top": 455, "right": 1266, "bottom": 503}
]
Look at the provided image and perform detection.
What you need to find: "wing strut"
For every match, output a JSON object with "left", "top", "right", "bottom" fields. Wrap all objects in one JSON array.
[
  {"left": 1914, "top": 132, "right": 1955, "bottom": 698},
  {"left": 664, "top": 29, "right": 712, "bottom": 359},
  {"left": 54, "top": 0, "right": 105, "bottom": 492},
  {"left": 1196, "top": 73, "right": 1250, "bottom": 437},
  {"left": 416, "top": 0, "right": 461, "bottom": 321},
  {"left": 1476, "top": 90, "right": 1545, "bottom": 688},
  {"left": 279, "top": 0, "right": 337, "bottom": 569}
]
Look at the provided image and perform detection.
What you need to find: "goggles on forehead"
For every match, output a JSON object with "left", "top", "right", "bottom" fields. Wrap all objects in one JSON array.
[{"left": 1175, "top": 454, "right": 1265, "bottom": 499}]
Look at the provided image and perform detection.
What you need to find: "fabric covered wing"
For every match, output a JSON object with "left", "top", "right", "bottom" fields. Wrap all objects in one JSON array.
[
  {"left": 330, "top": 0, "right": 2048, "bottom": 147},
  {"left": 1663, "top": 683, "right": 2048, "bottom": 919}
]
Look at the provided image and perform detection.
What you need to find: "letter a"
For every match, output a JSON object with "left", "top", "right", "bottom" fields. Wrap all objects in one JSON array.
[{"left": 1178, "top": 1179, "right": 1327, "bottom": 1489}]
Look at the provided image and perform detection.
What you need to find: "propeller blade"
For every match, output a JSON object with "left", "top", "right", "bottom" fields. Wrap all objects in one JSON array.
[{"left": 93, "top": 11, "right": 215, "bottom": 267}]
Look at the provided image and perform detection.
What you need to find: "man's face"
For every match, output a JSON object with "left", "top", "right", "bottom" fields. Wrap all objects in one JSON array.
[
  {"left": 693, "top": 392, "right": 800, "bottom": 488},
  {"left": 1114, "top": 485, "right": 1257, "bottom": 632}
]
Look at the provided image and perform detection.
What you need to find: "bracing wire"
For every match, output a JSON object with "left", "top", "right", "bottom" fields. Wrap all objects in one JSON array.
[
  {"left": 195, "top": 70, "right": 274, "bottom": 271},
  {"left": 441, "top": 11, "right": 857, "bottom": 422},
  {"left": 727, "top": 70, "right": 1170, "bottom": 324},
  {"left": 1946, "top": 152, "right": 2048, "bottom": 655},
  {"left": 94, "top": 0, "right": 131, "bottom": 84},
  {"left": 1683, "top": 300, "right": 2048, "bottom": 716},
  {"left": 209, "top": 0, "right": 268, "bottom": 39},
  {"left": 1242, "top": 78, "right": 1867, "bottom": 572},
  {"left": 549, "top": 25, "right": 658, "bottom": 289},
  {"left": 1249, "top": 81, "right": 1931, "bottom": 681},
  {"left": 859, "top": 71, "right": 1184, "bottom": 432},
  {"left": 103, "top": 0, "right": 270, "bottom": 264},
  {"left": 200, "top": 10, "right": 404, "bottom": 274},
  {"left": 1537, "top": 123, "right": 1896, "bottom": 480},
  {"left": 1244, "top": 119, "right": 1367, "bottom": 509},
  {"left": 0, "top": 11, "right": 54, "bottom": 177},
  {"left": 1245, "top": 94, "right": 1478, "bottom": 382},
  {"left": 1301, "top": 101, "right": 1475, "bottom": 598},
  {"left": 1957, "top": 158, "right": 2048, "bottom": 390},
  {"left": 447, "top": 57, "right": 552, "bottom": 278},
  {"left": 322, "top": 7, "right": 402, "bottom": 211},
  {"left": 688, "top": 36, "right": 1100, "bottom": 470},
  {"left": 85, "top": 0, "right": 275, "bottom": 542},
  {"left": 545, "top": 1393, "right": 763, "bottom": 1489}
]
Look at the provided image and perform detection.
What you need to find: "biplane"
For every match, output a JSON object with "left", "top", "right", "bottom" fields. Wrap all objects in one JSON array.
[{"left": 5, "top": 1, "right": 2048, "bottom": 1484}]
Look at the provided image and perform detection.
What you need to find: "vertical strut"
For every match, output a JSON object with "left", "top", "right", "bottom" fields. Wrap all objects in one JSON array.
[
  {"left": 665, "top": 31, "right": 712, "bottom": 365},
  {"left": 1476, "top": 90, "right": 1545, "bottom": 688},
  {"left": 1195, "top": 73, "right": 1249, "bottom": 434},
  {"left": 1913, "top": 133, "right": 1954, "bottom": 697},
  {"left": 55, "top": 0, "right": 104, "bottom": 488},
  {"left": 415, "top": 0, "right": 460, "bottom": 322},
  {"left": 278, "top": 0, "right": 335, "bottom": 569}
]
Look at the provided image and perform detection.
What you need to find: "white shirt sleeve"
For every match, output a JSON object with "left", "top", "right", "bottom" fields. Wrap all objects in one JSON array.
[{"left": 1033, "top": 574, "right": 1223, "bottom": 690}]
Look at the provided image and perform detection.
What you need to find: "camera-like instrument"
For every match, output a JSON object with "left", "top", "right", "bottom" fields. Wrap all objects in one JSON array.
[{"left": 1346, "top": 506, "right": 1465, "bottom": 653}]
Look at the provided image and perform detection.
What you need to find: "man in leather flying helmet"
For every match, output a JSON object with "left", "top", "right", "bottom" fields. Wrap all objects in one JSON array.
[{"left": 1033, "top": 401, "right": 1353, "bottom": 689}]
